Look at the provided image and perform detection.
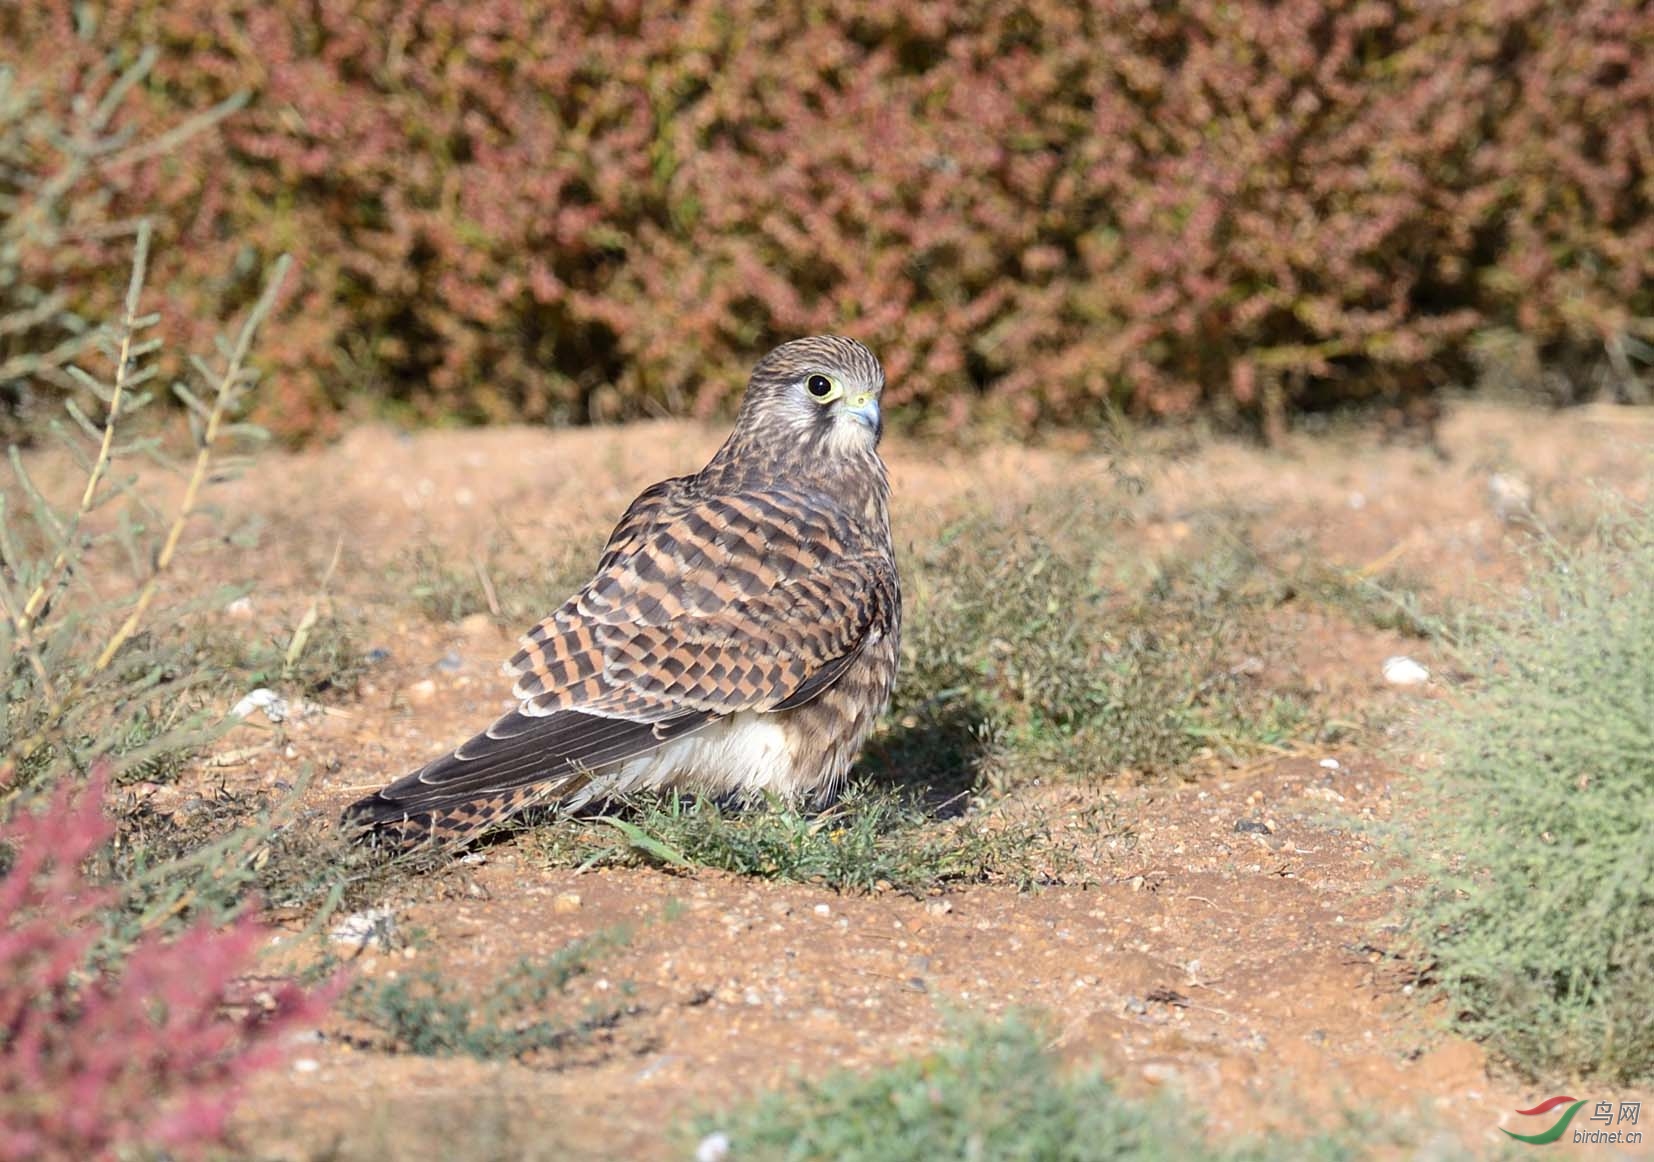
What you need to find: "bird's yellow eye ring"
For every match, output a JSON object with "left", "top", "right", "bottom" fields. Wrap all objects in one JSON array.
[{"left": 806, "top": 373, "right": 838, "bottom": 402}]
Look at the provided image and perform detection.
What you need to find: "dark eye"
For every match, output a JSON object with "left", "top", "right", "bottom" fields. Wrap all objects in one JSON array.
[{"left": 806, "top": 374, "right": 834, "bottom": 398}]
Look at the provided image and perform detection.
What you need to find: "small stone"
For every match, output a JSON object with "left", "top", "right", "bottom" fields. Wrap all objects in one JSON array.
[
  {"left": 292, "top": 1058, "right": 320, "bottom": 1074},
  {"left": 364, "top": 647, "right": 392, "bottom": 666},
  {"left": 552, "top": 892, "right": 583, "bottom": 914},
  {"left": 1488, "top": 472, "right": 1535, "bottom": 524},
  {"left": 231, "top": 688, "right": 289, "bottom": 723},
  {"left": 406, "top": 678, "right": 438, "bottom": 704},
  {"left": 1123, "top": 995, "right": 1148, "bottom": 1015},
  {"left": 225, "top": 596, "right": 256, "bottom": 619},
  {"left": 459, "top": 612, "right": 494, "bottom": 637},
  {"left": 1382, "top": 656, "right": 1430, "bottom": 686},
  {"left": 329, "top": 908, "right": 396, "bottom": 949},
  {"left": 1318, "top": 757, "right": 1341, "bottom": 770},
  {"left": 695, "top": 1132, "right": 731, "bottom": 1162},
  {"left": 435, "top": 650, "right": 464, "bottom": 673},
  {"left": 813, "top": 903, "right": 831, "bottom": 917},
  {"left": 924, "top": 898, "right": 953, "bottom": 916},
  {"left": 1233, "top": 819, "right": 1272, "bottom": 834}
]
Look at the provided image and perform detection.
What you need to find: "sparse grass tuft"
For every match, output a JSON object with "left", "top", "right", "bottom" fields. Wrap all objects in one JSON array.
[
  {"left": 694, "top": 1013, "right": 1421, "bottom": 1161},
  {"left": 0, "top": 219, "right": 291, "bottom": 798},
  {"left": 1290, "top": 559, "right": 1466, "bottom": 643},
  {"left": 895, "top": 501, "right": 1314, "bottom": 790},
  {"left": 1408, "top": 497, "right": 1654, "bottom": 1083},
  {"left": 105, "top": 777, "right": 462, "bottom": 945},
  {"left": 399, "top": 532, "right": 597, "bottom": 627},
  {"left": 185, "top": 607, "right": 371, "bottom": 701},
  {"left": 344, "top": 929, "right": 630, "bottom": 1062},
  {"left": 524, "top": 779, "right": 1090, "bottom": 894}
]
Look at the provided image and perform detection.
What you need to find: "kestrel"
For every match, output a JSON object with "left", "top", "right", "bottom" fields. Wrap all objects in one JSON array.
[{"left": 344, "top": 335, "right": 900, "bottom": 848}]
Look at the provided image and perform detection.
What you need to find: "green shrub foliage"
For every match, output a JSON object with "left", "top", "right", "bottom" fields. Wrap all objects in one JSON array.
[
  {"left": 4, "top": 1, "right": 1651, "bottom": 437},
  {"left": 1411, "top": 503, "right": 1654, "bottom": 1083}
]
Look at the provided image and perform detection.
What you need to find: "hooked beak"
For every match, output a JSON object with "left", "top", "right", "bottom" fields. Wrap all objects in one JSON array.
[{"left": 845, "top": 392, "right": 882, "bottom": 435}]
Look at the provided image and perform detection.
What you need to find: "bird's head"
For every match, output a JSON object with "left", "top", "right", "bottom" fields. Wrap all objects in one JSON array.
[{"left": 731, "top": 335, "right": 887, "bottom": 460}]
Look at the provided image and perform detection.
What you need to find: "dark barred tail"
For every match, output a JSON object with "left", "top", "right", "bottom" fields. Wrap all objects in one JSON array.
[
  {"left": 341, "top": 704, "right": 715, "bottom": 851},
  {"left": 341, "top": 783, "right": 562, "bottom": 851}
]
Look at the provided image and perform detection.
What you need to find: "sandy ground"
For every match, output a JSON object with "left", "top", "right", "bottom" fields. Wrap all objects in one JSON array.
[{"left": 60, "top": 401, "right": 1654, "bottom": 1160}]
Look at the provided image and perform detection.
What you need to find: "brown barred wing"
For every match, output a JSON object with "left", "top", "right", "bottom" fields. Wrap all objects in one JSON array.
[{"left": 506, "top": 485, "right": 895, "bottom": 719}]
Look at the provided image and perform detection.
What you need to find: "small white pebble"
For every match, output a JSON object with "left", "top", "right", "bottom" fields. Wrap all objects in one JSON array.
[
  {"left": 1488, "top": 472, "right": 1534, "bottom": 523},
  {"left": 1382, "top": 656, "right": 1430, "bottom": 686},
  {"left": 1318, "top": 757, "right": 1341, "bottom": 770},
  {"left": 231, "top": 688, "right": 289, "bottom": 723},
  {"left": 696, "top": 1132, "right": 731, "bottom": 1162},
  {"left": 329, "top": 908, "right": 396, "bottom": 948},
  {"left": 225, "top": 596, "right": 256, "bottom": 619},
  {"left": 292, "top": 1058, "right": 320, "bottom": 1074},
  {"left": 813, "top": 903, "right": 831, "bottom": 917}
]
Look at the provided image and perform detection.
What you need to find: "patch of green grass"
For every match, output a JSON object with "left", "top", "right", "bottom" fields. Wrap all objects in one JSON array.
[
  {"left": 103, "top": 697, "right": 213, "bottom": 785},
  {"left": 896, "top": 503, "right": 1315, "bottom": 788},
  {"left": 693, "top": 1014, "right": 1432, "bottom": 1161},
  {"left": 524, "top": 779, "right": 1089, "bottom": 893},
  {"left": 344, "top": 929, "right": 630, "bottom": 1061},
  {"left": 1408, "top": 498, "right": 1654, "bottom": 1083}
]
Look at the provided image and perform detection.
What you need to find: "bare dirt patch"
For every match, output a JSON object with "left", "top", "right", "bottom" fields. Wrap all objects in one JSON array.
[{"left": 99, "top": 403, "right": 1653, "bottom": 1160}]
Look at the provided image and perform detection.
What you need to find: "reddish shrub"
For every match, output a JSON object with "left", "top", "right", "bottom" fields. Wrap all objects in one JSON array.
[
  {"left": 0, "top": 766, "right": 329, "bottom": 1162},
  {"left": 1, "top": 1, "right": 1648, "bottom": 437}
]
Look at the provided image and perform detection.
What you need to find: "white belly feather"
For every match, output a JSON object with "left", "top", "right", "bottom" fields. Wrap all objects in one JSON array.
[{"left": 567, "top": 711, "right": 802, "bottom": 805}]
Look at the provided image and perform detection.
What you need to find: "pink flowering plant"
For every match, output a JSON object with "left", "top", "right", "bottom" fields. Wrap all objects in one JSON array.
[{"left": 0, "top": 765, "right": 331, "bottom": 1161}]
